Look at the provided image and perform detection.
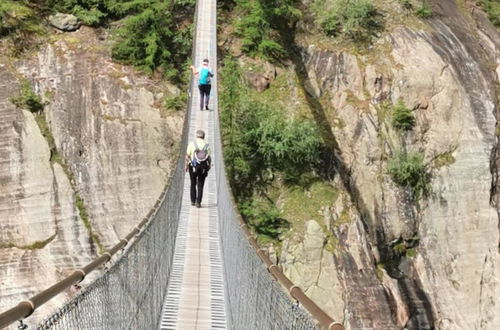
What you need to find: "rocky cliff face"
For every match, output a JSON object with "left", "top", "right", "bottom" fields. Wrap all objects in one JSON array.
[
  {"left": 277, "top": 1, "right": 499, "bottom": 329},
  {"left": 0, "top": 27, "right": 182, "bottom": 322}
]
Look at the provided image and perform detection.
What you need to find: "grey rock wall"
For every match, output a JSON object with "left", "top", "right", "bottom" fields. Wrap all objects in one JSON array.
[{"left": 279, "top": 1, "right": 500, "bottom": 329}]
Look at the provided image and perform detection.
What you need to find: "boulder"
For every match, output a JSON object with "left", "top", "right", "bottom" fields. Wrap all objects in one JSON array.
[
  {"left": 244, "top": 72, "right": 270, "bottom": 92},
  {"left": 49, "top": 13, "right": 81, "bottom": 32}
]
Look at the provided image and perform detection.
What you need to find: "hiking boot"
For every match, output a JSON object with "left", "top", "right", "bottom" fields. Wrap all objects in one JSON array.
[
  {"left": 191, "top": 202, "right": 195, "bottom": 206},
  {"left": 196, "top": 202, "right": 201, "bottom": 208}
]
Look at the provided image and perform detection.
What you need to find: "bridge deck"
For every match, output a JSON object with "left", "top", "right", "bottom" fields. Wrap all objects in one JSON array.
[{"left": 159, "top": 0, "right": 226, "bottom": 329}]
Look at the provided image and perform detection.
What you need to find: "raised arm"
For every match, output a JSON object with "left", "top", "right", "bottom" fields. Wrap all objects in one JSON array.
[{"left": 190, "top": 65, "right": 198, "bottom": 75}]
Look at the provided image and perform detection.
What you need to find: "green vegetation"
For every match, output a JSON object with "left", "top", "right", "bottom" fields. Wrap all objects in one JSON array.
[
  {"left": 0, "top": 0, "right": 43, "bottom": 54},
  {"left": 10, "top": 82, "right": 66, "bottom": 165},
  {"left": 75, "top": 193, "right": 104, "bottom": 253},
  {"left": 75, "top": 194, "right": 90, "bottom": 230},
  {"left": 110, "top": 1, "right": 194, "bottom": 81},
  {"left": 220, "top": 56, "right": 326, "bottom": 242},
  {"left": 432, "top": 151, "right": 455, "bottom": 168},
  {"left": 479, "top": 0, "right": 500, "bottom": 27},
  {"left": 0, "top": 1, "right": 39, "bottom": 35},
  {"left": 220, "top": 57, "right": 323, "bottom": 190},
  {"left": 391, "top": 99, "right": 415, "bottom": 131},
  {"left": 391, "top": 236, "right": 419, "bottom": 258},
  {"left": 312, "top": 0, "right": 383, "bottom": 41},
  {"left": 2, "top": 0, "right": 195, "bottom": 81},
  {"left": 233, "top": 0, "right": 300, "bottom": 60},
  {"left": 406, "top": 248, "right": 417, "bottom": 257},
  {"left": 0, "top": 234, "right": 57, "bottom": 250},
  {"left": 398, "top": 0, "right": 413, "bottom": 11},
  {"left": 34, "top": 114, "right": 63, "bottom": 165},
  {"left": 280, "top": 182, "right": 338, "bottom": 223},
  {"left": 387, "top": 150, "right": 430, "bottom": 199},
  {"left": 397, "top": 0, "right": 432, "bottom": 19},
  {"left": 240, "top": 199, "right": 288, "bottom": 242},
  {"left": 415, "top": 1, "right": 432, "bottom": 19},
  {"left": 10, "top": 81, "right": 44, "bottom": 113},
  {"left": 163, "top": 93, "right": 188, "bottom": 112}
]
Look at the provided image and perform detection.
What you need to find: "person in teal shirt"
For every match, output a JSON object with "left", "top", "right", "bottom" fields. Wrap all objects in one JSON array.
[{"left": 190, "top": 59, "right": 214, "bottom": 111}]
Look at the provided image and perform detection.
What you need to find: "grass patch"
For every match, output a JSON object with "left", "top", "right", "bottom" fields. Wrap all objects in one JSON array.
[
  {"left": 376, "top": 263, "right": 385, "bottom": 280},
  {"left": 397, "top": 0, "right": 432, "bottom": 19},
  {"left": 406, "top": 248, "right": 417, "bottom": 257},
  {"left": 415, "top": 1, "right": 432, "bottom": 19},
  {"left": 376, "top": 100, "right": 392, "bottom": 124},
  {"left": 334, "top": 209, "right": 352, "bottom": 227},
  {"left": 479, "top": 0, "right": 500, "bottom": 27},
  {"left": 240, "top": 198, "right": 289, "bottom": 243},
  {"left": 391, "top": 99, "right": 415, "bottom": 131},
  {"left": 75, "top": 193, "right": 105, "bottom": 253},
  {"left": 390, "top": 236, "right": 419, "bottom": 258},
  {"left": 10, "top": 80, "right": 44, "bottom": 113},
  {"left": 75, "top": 194, "right": 91, "bottom": 230},
  {"left": 432, "top": 151, "right": 455, "bottom": 168},
  {"left": 163, "top": 92, "right": 187, "bottom": 112},
  {"left": 281, "top": 181, "right": 338, "bottom": 224},
  {"left": 1, "top": 234, "right": 57, "bottom": 250}
]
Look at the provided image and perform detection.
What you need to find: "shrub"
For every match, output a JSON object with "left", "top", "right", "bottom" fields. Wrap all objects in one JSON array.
[
  {"left": 480, "top": 0, "right": 500, "bottom": 27},
  {"left": 415, "top": 1, "right": 432, "bottom": 19},
  {"left": 0, "top": 1, "right": 43, "bottom": 54},
  {"left": 10, "top": 81, "right": 44, "bottom": 113},
  {"left": 391, "top": 100, "right": 415, "bottom": 131},
  {"left": 398, "top": 0, "right": 413, "bottom": 11},
  {"left": 234, "top": 0, "right": 300, "bottom": 60},
  {"left": 72, "top": 5, "right": 107, "bottom": 26},
  {"left": 220, "top": 56, "right": 323, "bottom": 193},
  {"left": 111, "top": 1, "right": 193, "bottom": 81},
  {"left": 163, "top": 93, "right": 187, "bottom": 112},
  {"left": 313, "top": 0, "right": 382, "bottom": 40},
  {"left": 0, "top": 1, "right": 33, "bottom": 36},
  {"left": 240, "top": 199, "right": 289, "bottom": 241},
  {"left": 387, "top": 150, "right": 430, "bottom": 199}
]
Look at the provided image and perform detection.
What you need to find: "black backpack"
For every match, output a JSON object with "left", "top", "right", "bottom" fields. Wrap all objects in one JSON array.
[{"left": 191, "top": 141, "right": 210, "bottom": 173}]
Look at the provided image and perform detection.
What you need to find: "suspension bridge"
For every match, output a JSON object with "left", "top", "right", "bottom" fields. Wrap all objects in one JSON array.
[{"left": 0, "top": 1, "right": 344, "bottom": 329}]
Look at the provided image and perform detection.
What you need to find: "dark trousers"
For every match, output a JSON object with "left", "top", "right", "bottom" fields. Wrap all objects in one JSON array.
[
  {"left": 189, "top": 165, "right": 207, "bottom": 204},
  {"left": 198, "top": 84, "right": 211, "bottom": 109}
]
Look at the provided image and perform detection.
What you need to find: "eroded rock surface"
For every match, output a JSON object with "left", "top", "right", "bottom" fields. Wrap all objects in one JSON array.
[{"left": 279, "top": 1, "right": 500, "bottom": 329}]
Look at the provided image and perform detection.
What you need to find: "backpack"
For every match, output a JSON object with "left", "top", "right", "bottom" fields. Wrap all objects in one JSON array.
[
  {"left": 191, "top": 141, "right": 210, "bottom": 173},
  {"left": 199, "top": 67, "right": 212, "bottom": 85}
]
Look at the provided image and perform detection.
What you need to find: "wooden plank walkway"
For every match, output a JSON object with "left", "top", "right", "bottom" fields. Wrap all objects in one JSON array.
[{"left": 159, "top": 0, "right": 226, "bottom": 329}]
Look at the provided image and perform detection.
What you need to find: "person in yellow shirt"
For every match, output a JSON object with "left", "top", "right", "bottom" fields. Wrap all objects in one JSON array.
[{"left": 185, "top": 130, "right": 211, "bottom": 208}]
